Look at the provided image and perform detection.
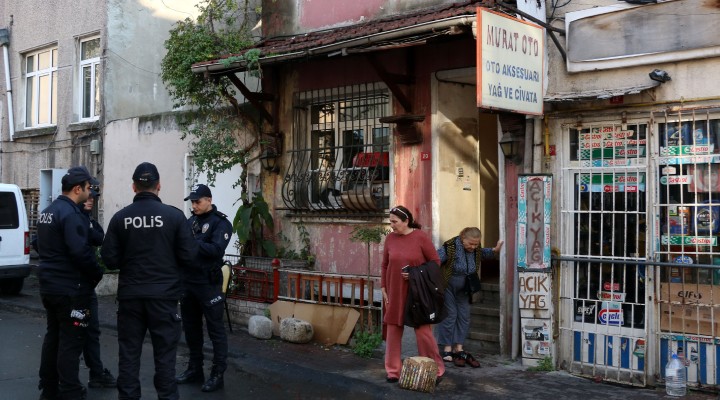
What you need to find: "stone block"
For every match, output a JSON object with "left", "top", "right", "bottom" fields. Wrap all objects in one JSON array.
[
  {"left": 248, "top": 315, "right": 273, "bottom": 339},
  {"left": 279, "top": 317, "right": 313, "bottom": 344}
]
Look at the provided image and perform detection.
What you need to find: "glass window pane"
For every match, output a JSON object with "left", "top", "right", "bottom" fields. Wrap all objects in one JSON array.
[
  {"left": 51, "top": 71, "right": 57, "bottom": 124},
  {"left": 81, "top": 38, "right": 100, "bottom": 60},
  {"left": 94, "top": 65, "right": 101, "bottom": 117},
  {"left": 25, "top": 76, "right": 34, "bottom": 126},
  {"left": 26, "top": 55, "right": 34, "bottom": 73},
  {"left": 38, "top": 50, "right": 50, "bottom": 70},
  {"left": 38, "top": 74, "right": 49, "bottom": 124},
  {"left": 0, "top": 192, "right": 20, "bottom": 229},
  {"left": 82, "top": 66, "right": 92, "bottom": 118}
]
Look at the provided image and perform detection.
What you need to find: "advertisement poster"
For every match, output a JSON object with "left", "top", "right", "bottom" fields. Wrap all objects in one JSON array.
[{"left": 517, "top": 175, "right": 552, "bottom": 270}]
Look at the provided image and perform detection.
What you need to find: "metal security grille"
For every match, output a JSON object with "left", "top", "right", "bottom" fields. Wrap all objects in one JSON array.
[
  {"left": 561, "top": 121, "right": 649, "bottom": 386},
  {"left": 281, "top": 83, "right": 391, "bottom": 216},
  {"left": 655, "top": 110, "right": 720, "bottom": 389}
]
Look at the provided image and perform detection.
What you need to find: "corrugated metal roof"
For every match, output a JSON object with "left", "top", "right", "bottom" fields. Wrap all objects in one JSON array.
[{"left": 192, "top": 1, "right": 485, "bottom": 73}]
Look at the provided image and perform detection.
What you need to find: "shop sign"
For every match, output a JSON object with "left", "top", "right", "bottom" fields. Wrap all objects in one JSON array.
[
  {"left": 660, "top": 145, "right": 714, "bottom": 156},
  {"left": 476, "top": 8, "right": 544, "bottom": 115},
  {"left": 598, "top": 301, "right": 624, "bottom": 326},
  {"left": 597, "top": 290, "right": 626, "bottom": 302},
  {"left": 578, "top": 146, "right": 646, "bottom": 160},
  {"left": 578, "top": 183, "right": 645, "bottom": 193},
  {"left": 517, "top": 175, "right": 552, "bottom": 270},
  {"left": 660, "top": 175, "right": 692, "bottom": 185},
  {"left": 662, "top": 166, "right": 677, "bottom": 175},
  {"left": 658, "top": 154, "right": 720, "bottom": 165},
  {"left": 662, "top": 235, "right": 717, "bottom": 246},
  {"left": 577, "top": 173, "right": 644, "bottom": 185},
  {"left": 581, "top": 159, "right": 640, "bottom": 168}
]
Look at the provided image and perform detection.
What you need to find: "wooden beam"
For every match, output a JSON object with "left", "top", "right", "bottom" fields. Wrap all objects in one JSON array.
[
  {"left": 366, "top": 54, "right": 413, "bottom": 113},
  {"left": 225, "top": 73, "right": 274, "bottom": 125}
]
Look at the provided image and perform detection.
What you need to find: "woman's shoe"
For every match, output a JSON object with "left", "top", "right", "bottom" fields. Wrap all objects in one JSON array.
[
  {"left": 464, "top": 352, "right": 481, "bottom": 368},
  {"left": 441, "top": 351, "right": 455, "bottom": 363},
  {"left": 453, "top": 352, "right": 466, "bottom": 367},
  {"left": 386, "top": 376, "right": 399, "bottom": 383},
  {"left": 435, "top": 374, "right": 444, "bottom": 386}
]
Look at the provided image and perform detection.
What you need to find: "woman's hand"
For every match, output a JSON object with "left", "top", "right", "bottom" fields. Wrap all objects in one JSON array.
[
  {"left": 382, "top": 289, "right": 388, "bottom": 305},
  {"left": 401, "top": 271, "right": 409, "bottom": 281},
  {"left": 493, "top": 240, "right": 505, "bottom": 254}
]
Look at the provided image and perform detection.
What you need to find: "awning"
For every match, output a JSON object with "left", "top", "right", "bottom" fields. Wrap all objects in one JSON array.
[
  {"left": 544, "top": 81, "right": 660, "bottom": 102},
  {"left": 191, "top": 1, "right": 482, "bottom": 74}
]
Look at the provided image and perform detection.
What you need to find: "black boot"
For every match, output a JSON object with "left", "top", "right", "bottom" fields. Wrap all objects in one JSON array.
[
  {"left": 201, "top": 366, "right": 224, "bottom": 392},
  {"left": 175, "top": 364, "right": 205, "bottom": 384}
]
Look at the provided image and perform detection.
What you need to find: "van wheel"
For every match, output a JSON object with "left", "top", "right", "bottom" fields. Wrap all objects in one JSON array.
[{"left": 0, "top": 278, "right": 24, "bottom": 295}]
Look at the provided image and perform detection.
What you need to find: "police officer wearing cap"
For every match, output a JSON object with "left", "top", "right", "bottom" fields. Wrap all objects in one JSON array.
[
  {"left": 80, "top": 187, "right": 117, "bottom": 390},
  {"left": 101, "top": 162, "right": 198, "bottom": 400},
  {"left": 37, "top": 166, "right": 104, "bottom": 400},
  {"left": 176, "top": 184, "right": 232, "bottom": 392}
]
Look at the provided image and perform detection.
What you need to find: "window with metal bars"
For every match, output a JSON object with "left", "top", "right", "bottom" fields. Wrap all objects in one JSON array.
[
  {"left": 566, "top": 122, "right": 648, "bottom": 330},
  {"left": 656, "top": 112, "right": 720, "bottom": 337},
  {"left": 281, "top": 83, "right": 391, "bottom": 215}
]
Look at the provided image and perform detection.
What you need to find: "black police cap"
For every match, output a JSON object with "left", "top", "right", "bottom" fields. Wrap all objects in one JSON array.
[
  {"left": 184, "top": 184, "right": 212, "bottom": 201},
  {"left": 132, "top": 162, "right": 160, "bottom": 182},
  {"left": 61, "top": 166, "right": 99, "bottom": 186}
]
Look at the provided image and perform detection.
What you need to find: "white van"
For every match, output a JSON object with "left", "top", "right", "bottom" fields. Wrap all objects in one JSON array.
[{"left": 0, "top": 183, "right": 32, "bottom": 295}]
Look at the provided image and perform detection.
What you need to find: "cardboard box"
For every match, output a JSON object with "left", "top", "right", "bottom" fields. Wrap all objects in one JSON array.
[
  {"left": 659, "top": 303, "right": 720, "bottom": 336},
  {"left": 659, "top": 282, "right": 720, "bottom": 305}
]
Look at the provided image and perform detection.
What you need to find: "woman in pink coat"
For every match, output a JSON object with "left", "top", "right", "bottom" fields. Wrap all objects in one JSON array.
[{"left": 381, "top": 205, "right": 445, "bottom": 384}]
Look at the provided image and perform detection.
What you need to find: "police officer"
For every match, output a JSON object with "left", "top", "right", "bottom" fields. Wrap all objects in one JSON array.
[
  {"left": 80, "top": 187, "right": 117, "bottom": 389},
  {"left": 176, "top": 184, "right": 232, "bottom": 392},
  {"left": 37, "top": 166, "right": 103, "bottom": 400},
  {"left": 101, "top": 162, "right": 198, "bottom": 400}
]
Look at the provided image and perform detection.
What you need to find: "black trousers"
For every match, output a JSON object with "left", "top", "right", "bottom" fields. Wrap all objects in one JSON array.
[
  {"left": 180, "top": 283, "right": 228, "bottom": 372},
  {"left": 39, "top": 293, "right": 92, "bottom": 400},
  {"left": 117, "top": 299, "right": 181, "bottom": 400},
  {"left": 82, "top": 293, "right": 105, "bottom": 377}
]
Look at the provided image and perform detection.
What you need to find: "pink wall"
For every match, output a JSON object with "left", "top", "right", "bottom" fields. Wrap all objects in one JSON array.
[{"left": 298, "top": 0, "right": 387, "bottom": 30}]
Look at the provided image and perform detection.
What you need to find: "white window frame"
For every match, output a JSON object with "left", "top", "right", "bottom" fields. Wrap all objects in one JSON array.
[
  {"left": 78, "top": 36, "right": 101, "bottom": 121},
  {"left": 24, "top": 46, "right": 58, "bottom": 128}
]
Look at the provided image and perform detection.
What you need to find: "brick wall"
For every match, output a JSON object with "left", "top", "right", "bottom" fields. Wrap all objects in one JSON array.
[{"left": 227, "top": 298, "right": 270, "bottom": 327}]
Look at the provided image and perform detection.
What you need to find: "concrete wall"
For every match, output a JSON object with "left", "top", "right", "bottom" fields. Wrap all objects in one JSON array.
[
  {"left": 262, "top": 0, "right": 460, "bottom": 36},
  {"left": 0, "top": 0, "right": 106, "bottom": 188},
  {"left": 105, "top": 0, "right": 198, "bottom": 122}
]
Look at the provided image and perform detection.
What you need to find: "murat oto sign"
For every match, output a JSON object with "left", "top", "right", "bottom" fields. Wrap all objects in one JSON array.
[
  {"left": 517, "top": 174, "right": 552, "bottom": 270},
  {"left": 476, "top": 7, "right": 544, "bottom": 115}
]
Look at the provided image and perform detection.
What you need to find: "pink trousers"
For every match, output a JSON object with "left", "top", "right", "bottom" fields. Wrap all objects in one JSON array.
[{"left": 384, "top": 324, "right": 445, "bottom": 379}]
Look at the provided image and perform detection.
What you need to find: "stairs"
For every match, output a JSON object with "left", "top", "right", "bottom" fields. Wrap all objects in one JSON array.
[{"left": 467, "top": 281, "right": 501, "bottom": 353}]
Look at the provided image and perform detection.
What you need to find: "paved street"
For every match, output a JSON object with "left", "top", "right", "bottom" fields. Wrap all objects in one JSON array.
[{"left": 1, "top": 276, "right": 718, "bottom": 399}]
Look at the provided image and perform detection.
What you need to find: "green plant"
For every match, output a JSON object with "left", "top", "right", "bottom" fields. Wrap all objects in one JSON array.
[
  {"left": 161, "top": 0, "right": 271, "bottom": 192},
  {"left": 527, "top": 356, "right": 554, "bottom": 372},
  {"left": 276, "top": 222, "right": 315, "bottom": 265},
  {"left": 352, "top": 330, "right": 382, "bottom": 358},
  {"left": 349, "top": 225, "right": 389, "bottom": 277},
  {"left": 233, "top": 191, "right": 276, "bottom": 257}
]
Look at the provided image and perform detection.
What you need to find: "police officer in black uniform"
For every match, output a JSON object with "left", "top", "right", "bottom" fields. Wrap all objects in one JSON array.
[
  {"left": 101, "top": 162, "right": 198, "bottom": 400},
  {"left": 80, "top": 187, "right": 117, "bottom": 389},
  {"left": 37, "top": 166, "right": 103, "bottom": 400},
  {"left": 175, "top": 184, "right": 232, "bottom": 392}
]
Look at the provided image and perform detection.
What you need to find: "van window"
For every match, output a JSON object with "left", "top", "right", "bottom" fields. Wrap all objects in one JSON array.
[{"left": 0, "top": 192, "right": 20, "bottom": 229}]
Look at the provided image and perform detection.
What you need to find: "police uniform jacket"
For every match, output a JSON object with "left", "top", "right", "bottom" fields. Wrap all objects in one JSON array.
[
  {"left": 101, "top": 192, "right": 198, "bottom": 300},
  {"left": 37, "top": 195, "right": 103, "bottom": 296},
  {"left": 82, "top": 209, "right": 105, "bottom": 247},
  {"left": 186, "top": 204, "right": 232, "bottom": 285}
]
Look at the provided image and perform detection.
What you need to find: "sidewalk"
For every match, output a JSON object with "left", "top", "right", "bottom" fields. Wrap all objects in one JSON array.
[{"left": 2, "top": 274, "right": 715, "bottom": 399}]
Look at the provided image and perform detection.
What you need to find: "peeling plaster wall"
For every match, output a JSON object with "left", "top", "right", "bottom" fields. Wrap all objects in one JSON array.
[
  {"left": 263, "top": 0, "right": 461, "bottom": 36},
  {"left": 105, "top": 0, "right": 199, "bottom": 122}
]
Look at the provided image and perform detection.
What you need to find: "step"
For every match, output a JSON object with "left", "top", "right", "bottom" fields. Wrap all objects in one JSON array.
[
  {"left": 479, "top": 282, "right": 499, "bottom": 292},
  {"left": 470, "top": 306, "right": 499, "bottom": 317},
  {"left": 468, "top": 331, "right": 500, "bottom": 343},
  {"left": 470, "top": 319, "right": 499, "bottom": 333}
]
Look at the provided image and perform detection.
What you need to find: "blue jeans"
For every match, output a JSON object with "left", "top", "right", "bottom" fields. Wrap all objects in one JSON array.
[{"left": 435, "top": 275, "right": 471, "bottom": 346}]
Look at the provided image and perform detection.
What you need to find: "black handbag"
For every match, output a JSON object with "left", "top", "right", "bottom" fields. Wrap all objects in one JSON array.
[{"left": 464, "top": 252, "right": 481, "bottom": 295}]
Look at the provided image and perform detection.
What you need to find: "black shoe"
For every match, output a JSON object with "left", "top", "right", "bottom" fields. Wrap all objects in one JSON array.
[
  {"left": 176, "top": 365, "right": 205, "bottom": 384},
  {"left": 88, "top": 368, "right": 117, "bottom": 388},
  {"left": 201, "top": 367, "right": 224, "bottom": 392},
  {"left": 386, "top": 376, "right": 399, "bottom": 383}
]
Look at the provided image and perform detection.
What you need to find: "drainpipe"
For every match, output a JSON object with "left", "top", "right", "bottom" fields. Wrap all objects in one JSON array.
[{"left": 0, "top": 28, "right": 14, "bottom": 143}]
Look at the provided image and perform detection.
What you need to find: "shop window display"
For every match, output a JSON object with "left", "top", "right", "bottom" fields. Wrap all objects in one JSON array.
[{"left": 657, "top": 117, "right": 720, "bottom": 337}]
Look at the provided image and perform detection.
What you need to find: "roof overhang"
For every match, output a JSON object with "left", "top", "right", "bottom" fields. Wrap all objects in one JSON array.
[
  {"left": 544, "top": 81, "right": 661, "bottom": 102},
  {"left": 191, "top": 11, "right": 478, "bottom": 75}
]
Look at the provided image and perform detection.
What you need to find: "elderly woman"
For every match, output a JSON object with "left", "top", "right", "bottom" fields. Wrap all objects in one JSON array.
[
  {"left": 436, "top": 227, "right": 503, "bottom": 368},
  {"left": 381, "top": 205, "right": 445, "bottom": 384}
]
